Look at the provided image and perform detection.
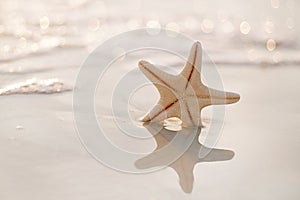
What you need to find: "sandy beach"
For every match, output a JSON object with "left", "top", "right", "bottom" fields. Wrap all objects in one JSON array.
[{"left": 0, "top": 0, "right": 299, "bottom": 199}]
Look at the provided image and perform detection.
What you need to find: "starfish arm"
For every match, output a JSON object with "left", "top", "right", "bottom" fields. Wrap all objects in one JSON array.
[
  {"left": 171, "top": 159, "right": 195, "bottom": 193},
  {"left": 199, "top": 147, "right": 235, "bottom": 162},
  {"left": 179, "top": 41, "right": 203, "bottom": 89},
  {"left": 135, "top": 147, "right": 176, "bottom": 170},
  {"left": 197, "top": 87, "right": 240, "bottom": 107},
  {"left": 144, "top": 122, "right": 175, "bottom": 148},
  {"left": 142, "top": 98, "right": 181, "bottom": 122},
  {"left": 135, "top": 123, "right": 177, "bottom": 169},
  {"left": 135, "top": 151, "right": 169, "bottom": 169},
  {"left": 180, "top": 98, "right": 202, "bottom": 127},
  {"left": 139, "top": 60, "right": 178, "bottom": 92},
  {"left": 139, "top": 60, "right": 183, "bottom": 122}
]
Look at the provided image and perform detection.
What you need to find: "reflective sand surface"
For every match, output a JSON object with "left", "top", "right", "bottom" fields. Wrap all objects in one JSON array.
[{"left": 1, "top": 63, "right": 299, "bottom": 199}]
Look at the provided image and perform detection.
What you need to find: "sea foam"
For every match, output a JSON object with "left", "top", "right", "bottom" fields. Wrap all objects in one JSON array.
[{"left": 0, "top": 78, "right": 72, "bottom": 95}]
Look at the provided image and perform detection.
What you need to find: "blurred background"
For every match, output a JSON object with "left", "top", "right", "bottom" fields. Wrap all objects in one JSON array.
[{"left": 0, "top": 0, "right": 299, "bottom": 68}]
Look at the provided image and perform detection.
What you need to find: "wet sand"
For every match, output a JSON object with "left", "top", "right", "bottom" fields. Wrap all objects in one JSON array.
[{"left": 1, "top": 63, "right": 299, "bottom": 199}]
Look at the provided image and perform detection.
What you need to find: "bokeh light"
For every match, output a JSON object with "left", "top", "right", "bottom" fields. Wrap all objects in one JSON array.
[
  {"left": 266, "top": 39, "right": 276, "bottom": 51},
  {"left": 240, "top": 21, "right": 251, "bottom": 35}
]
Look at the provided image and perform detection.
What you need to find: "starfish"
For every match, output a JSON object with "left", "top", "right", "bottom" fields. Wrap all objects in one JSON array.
[
  {"left": 138, "top": 41, "right": 240, "bottom": 127},
  {"left": 135, "top": 123, "right": 234, "bottom": 193}
]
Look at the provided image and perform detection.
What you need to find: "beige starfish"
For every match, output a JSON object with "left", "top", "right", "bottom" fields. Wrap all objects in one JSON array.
[
  {"left": 139, "top": 41, "right": 240, "bottom": 127},
  {"left": 135, "top": 122, "right": 234, "bottom": 193}
]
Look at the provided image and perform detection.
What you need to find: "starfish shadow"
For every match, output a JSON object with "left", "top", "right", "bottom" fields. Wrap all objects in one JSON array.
[{"left": 135, "top": 123, "right": 234, "bottom": 193}]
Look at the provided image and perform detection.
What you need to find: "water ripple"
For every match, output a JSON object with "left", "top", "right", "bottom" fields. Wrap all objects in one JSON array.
[{"left": 0, "top": 78, "right": 72, "bottom": 95}]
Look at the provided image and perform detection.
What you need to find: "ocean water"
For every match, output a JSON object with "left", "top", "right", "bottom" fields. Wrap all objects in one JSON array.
[
  {"left": 0, "top": 0, "right": 299, "bottom": 70},
  {"left": 0, "top": 0, "right": 299, "bottom": 199}
]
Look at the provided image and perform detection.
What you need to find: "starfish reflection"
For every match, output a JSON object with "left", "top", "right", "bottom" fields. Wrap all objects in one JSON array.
[{"left": 135, "top": 122, "right": 234, "bottom": 193}]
